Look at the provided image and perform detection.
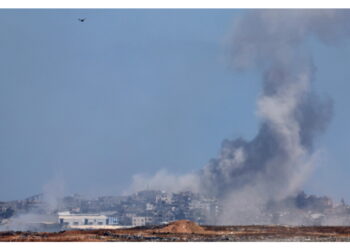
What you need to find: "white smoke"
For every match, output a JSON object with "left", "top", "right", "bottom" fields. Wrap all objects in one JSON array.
[
  {"left": 0, "top": 175, "right": 65, "bottom": 231},
  {"left": 41, "top": 175, "right": 65, "bottom": 213},
  {"left": 128, "top": 169, "right": 200, "bottom": 194}
]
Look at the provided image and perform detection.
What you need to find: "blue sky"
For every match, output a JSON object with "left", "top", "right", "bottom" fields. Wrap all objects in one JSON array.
[{"left": 0, "top": 9, "right": 349, "bottom": 202}]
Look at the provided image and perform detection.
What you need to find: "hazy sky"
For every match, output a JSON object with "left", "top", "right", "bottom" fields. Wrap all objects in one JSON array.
[{"left": 1, "top": 9, "right": 350, "bottom": 201}]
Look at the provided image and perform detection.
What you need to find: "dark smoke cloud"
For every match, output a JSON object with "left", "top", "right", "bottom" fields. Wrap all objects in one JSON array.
[
  {"left": 199, "top": 10, "right": 349, "bottom": 224},
  {"left": 130, "top": 10, "right": 350, "bottom": 225}
]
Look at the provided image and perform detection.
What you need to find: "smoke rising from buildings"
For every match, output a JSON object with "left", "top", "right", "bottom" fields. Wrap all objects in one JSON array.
[
  {"left": 129, "top": 170, "right": 200, "bottom": 194},
  {"left": 199, "top": 10, "right": 342, "bottom": 224},
  {"left": 0, "top": 176, "right": 65, "bottom": 231},
  {"left": 131, "top": 10, "right": 350, "bottom": 225}
]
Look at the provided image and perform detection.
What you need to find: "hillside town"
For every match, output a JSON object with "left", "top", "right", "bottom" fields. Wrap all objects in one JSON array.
[
  {"left": 57, "top": 190, "right": 220, "bottom": 227},
  {"left": 1, "top": 190, "right": 350, "bottom": 231},
  {"left": 0, "top": 190, "right": 219, "bottom": 229}
]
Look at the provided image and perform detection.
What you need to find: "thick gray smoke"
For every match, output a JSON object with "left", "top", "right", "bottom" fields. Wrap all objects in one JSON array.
[
  {"left": 199, "top": 10, "right": 350, "bottom": 224},
  {"left": 129, "top": 10, "right": 350, "bottom": 225}
]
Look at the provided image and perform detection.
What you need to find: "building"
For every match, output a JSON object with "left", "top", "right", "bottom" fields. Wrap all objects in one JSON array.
[
  {"left": 131, "top": 216, "right": 153, "bottom": 227},
  {"left": 58, "top": 211, "right": 108, "bottom": 226},
  {"left": 146, "top": 203, "right": 155, "bottom": 211},
  {"left": 107, "top": 216, "right": 119, "bottom": 225},
  {"left": 156, "top": 191, "right": 172, "bottom": 204}
]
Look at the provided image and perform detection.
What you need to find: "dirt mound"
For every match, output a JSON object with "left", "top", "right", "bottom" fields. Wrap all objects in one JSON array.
[{"left": 156, "top": 220, "right": 206, "bottom": 234}]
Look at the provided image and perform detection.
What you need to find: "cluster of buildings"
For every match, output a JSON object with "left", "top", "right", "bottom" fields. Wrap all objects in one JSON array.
[
  {"left": 2, "top": 190, "right": 350, "bottom": 229},
  {"left": 56, "top": 191, "right": 350, "bottom": 228},
  {"left": 0, "top": 194, "right": 43, "bottom": 222},
  {"left": 58, "top": 190, "right": 220, "bottom": 228}
]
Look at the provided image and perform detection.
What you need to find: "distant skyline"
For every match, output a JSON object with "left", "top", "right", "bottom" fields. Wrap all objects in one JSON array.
[{"left": 1, "top": 9, "right": 350, "bottom": 202}]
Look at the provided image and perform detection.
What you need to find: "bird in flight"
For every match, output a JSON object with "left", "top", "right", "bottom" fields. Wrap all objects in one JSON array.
[{"left": 78, "top": 18, "right": 86, "bottom": 22}]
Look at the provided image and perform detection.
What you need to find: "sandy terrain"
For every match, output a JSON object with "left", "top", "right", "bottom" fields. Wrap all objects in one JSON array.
[{"left": 1, "top": 220, "right": 350, "bottom": 242}]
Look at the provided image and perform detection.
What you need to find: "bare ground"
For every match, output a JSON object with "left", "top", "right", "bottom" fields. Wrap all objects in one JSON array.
[{"left": 1, "top": 220, "right": 350, "bottom": 242}]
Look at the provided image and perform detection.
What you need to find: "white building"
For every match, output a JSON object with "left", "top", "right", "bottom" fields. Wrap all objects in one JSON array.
[
  {"left": 58, "top": 211, "right": 108, "bottom": 226},
  {"left": 132, "top": 216, "right": 152, "bottom": 227}
]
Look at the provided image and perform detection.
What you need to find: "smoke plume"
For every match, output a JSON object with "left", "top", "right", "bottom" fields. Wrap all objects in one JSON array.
[
  {"left": 128, "top": 169, "right": 200, "bottom": 194},
  {"left": 130, "top": 10, "right": 350, "bottom": 225},
  {"left": 0, "top": 176, "right": 65, "bottom": 231},
  {"left": 200, "top": 10, "right": 349, "bottom": 224}
]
